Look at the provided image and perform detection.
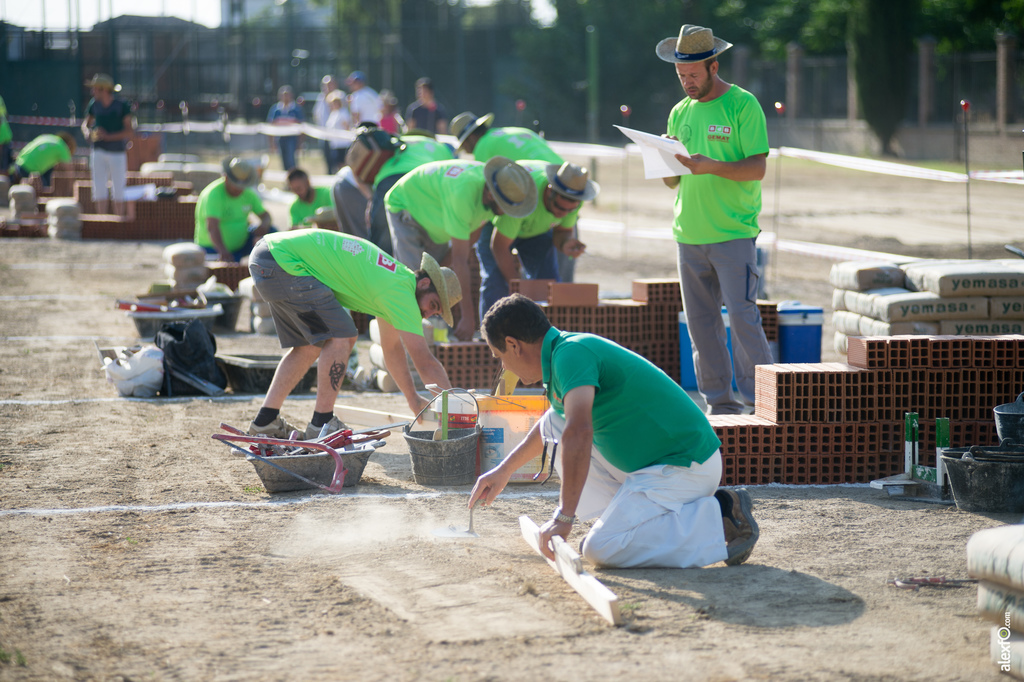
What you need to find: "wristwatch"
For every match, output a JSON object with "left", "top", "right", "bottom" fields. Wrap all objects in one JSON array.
[{"left": 552, "top": 508, "right": 576, "bottom": 524}]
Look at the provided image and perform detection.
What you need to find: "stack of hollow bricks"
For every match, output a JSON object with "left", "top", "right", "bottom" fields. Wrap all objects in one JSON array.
[
  {"left": 432, "top": 276, "right": 779, "bottom": 403},
  {"left": 715, "top": 334, "right": 1023, "bottom": 486}
]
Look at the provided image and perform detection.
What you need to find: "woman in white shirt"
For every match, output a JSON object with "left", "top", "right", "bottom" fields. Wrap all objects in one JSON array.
[{"left": 324, "top": 89, "right": 352, "bottom": 173}]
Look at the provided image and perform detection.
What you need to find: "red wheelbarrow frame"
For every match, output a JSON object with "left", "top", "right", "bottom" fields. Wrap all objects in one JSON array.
[{"left": 213, "top": 423, "right": 351, "bottom": 493}]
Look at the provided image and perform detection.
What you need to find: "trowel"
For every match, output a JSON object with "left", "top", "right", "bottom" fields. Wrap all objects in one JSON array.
[{"left": 431, "top": 499, "right": 481, "bottom": 539}]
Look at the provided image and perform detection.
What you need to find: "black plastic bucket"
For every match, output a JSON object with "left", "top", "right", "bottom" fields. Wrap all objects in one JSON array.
[
  {"left": 941, "top": 444, "right": 1024, "bottom": 513},
  {"left": 405, "top": 427, "right": 480, "bottom": 486},
  {"left": 994, "top": 391, "right": 1024, "bottom": 444}
]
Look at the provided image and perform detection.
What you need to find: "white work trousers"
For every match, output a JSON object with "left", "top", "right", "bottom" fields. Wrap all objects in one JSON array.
[
  {"left": 542, "top": 410, "right": 728, "bottom": 569},
  {"left": 90, "top": 148, "right": 127, "bottom": 202}
]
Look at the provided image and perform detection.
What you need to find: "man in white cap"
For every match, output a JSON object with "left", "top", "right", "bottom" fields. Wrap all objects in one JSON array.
[
  {"left": 345, "top": 71, "right": 382, "bottom": 126},
  {"left": 480, "top": 160, "right": 595, "bottom": 319},
  {"left": 384, "top": 156, "right": 537, "bottom": 341},
  {"left": 194, "top": 157, "right": 273, "bottom": 263},
  {"left": 658, "top": 24, "right": 773, "bottom": 416},
  {"left": 246, "top": 229, "right": 463, "bottom": 438},
  {"left": 470, "top": 294, "right": 759, "bottom": 568}
]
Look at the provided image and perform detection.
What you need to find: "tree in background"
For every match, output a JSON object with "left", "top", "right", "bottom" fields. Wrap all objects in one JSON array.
[{"left": 849, "top": 0, "right": 919, "bottom": 155}]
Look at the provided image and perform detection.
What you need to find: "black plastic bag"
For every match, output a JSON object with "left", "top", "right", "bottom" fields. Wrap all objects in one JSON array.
[{"left": 154, "top": 319, "right": 228, "bottom": 396}]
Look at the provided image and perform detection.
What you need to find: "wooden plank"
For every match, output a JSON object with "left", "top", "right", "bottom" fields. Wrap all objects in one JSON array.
[
  {"left": 334, "top": 404, "right": 418, "bottom": 429},
  {"left": 519, "top": 515, "right": 622, "bottom": 626}
]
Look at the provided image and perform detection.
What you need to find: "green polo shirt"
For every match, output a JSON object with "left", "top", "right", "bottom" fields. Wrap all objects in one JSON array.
[
  {"left": 373, "top": 136, "right": 455, "bottom": 187},
  {"left": 384, "top": 159, "right": 492, "bottom": 243},
  {"left": 541, "top": 327, "right": 720, "bottom": 472},
  {"left": 472, "top": 127, "right": 563, "bottom": 164},
  {"left": 15, "top": 134, "right": 72, "bottom": 173},
  {"left": 666, "top": 85, "right": 769, "bottom": 245},
  {"left": 493, "top": 161, "right": 578, "bottom": 240},
  {"left": 288, "top": 186, "right": 333, "bottom": 226},
  {"left": 194, "top": 177, "right": 266, "bottom": 252},
  {"left": 264, "top": 229, "right": 424, "bottom": 335}
]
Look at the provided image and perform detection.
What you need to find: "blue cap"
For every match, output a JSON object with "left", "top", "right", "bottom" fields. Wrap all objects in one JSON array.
[{"left": 347, "top": 71, "right": 367, "bottom": 83}]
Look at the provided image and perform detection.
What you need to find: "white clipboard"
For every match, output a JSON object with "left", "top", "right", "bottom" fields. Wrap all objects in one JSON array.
[{"left": 614, "top": 124, "right": 691, "bottom": 179}]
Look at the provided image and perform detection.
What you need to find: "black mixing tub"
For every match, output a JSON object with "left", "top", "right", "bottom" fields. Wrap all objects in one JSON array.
[{"left": 940, "top": 441, "right": 1024, "bottom": 513}]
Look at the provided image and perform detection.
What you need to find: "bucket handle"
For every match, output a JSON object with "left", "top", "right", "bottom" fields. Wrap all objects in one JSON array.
[
  {"left": 405, "top": 388, "right": 480, "bottom": 435},
  {"left": 1016, "top": 391, "right": 1024, "bottom": 405}
]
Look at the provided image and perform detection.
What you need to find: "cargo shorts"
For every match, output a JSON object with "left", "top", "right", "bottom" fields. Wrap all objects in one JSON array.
[{"left": 248, "top": 239, "right": 357, "bottom": 348}]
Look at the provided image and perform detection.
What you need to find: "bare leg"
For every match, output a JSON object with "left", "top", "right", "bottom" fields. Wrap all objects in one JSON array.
[
  {"left": 314, "top": 337, "right": 356, "bottom": 413},
  {"left": 95, "top": 198, "right": 110, "bottom": 215},
  {"left": 262, "top": 345, "right": 321, "bottom": 410}
]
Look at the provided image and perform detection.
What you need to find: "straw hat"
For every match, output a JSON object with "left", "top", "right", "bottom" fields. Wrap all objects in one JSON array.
[
  {"left": 656, "top": 24, "right": 733, "bottom": 64},
  {"left": 420, "top": 252, "right": 462, "bottom": 326},
  {"left": 85, "top": 73, "right": 116, "bottom": 91},
  {"left": 450, "top": 111, "right": 495, "bottom": 151},
  {"left": 545, "top": 162, "right": 599, "bottom": 202},
  {"left": 221, "top": 157, "right": 260, "bottom": 188},
  {"left": 483, "top": 157, "right": 538, "bottom": 219}
]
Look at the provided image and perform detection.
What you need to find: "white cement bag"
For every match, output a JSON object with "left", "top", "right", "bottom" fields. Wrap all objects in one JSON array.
[
  {"left": 967, "top": 524, "right": 1024, "bottom": 592},
  {"left": 103, "top": 346, "right": 164, "bottom": 397},
  {"left": 990, "top": 297, "right": 1024, "bottom": 320},
  {"left": 829, "top": 260, "right": 906, "bottom": 291},
  {"left": 978, "top": 581, "right": 1024, "bottom": 632},
  {"left": 832, "top": 288, "right": 849, "bottom": 312},
  {"left": 832, "top": 310, "right": 866, "bottom": 336},
  {"left": 252, "top": 315, "right": 276, "bottom": 335},
  {"left": 46, "top": 198, "right": 80, "bottom": 217},
  {"left": 834, "top": 331, "right": 848, "bottom": 355},
  {"left": 858, "top": 318, "right": 940, "bottom": 336},
  {"left": 164, "top": 263, "right": 209, "bottom": 283},
  {"left": 163, "top": 242, "right": 207, "bottom": 269},
  {"left": 369, "top": 318, "right": 382, "bottom": 345},
  {"left": 369, "top": 342, "right": 386, "bottom": 370},
  {"left": 843, "top": 287, "right": 912, "bottom": 318},
  {"left": 251, "top": 301, "right": 273, "bottom": 317},
  {"left": 939, "top": 319, "right": 1024, "bottom": 335},
  {"left": 871, "top": 291, "right": 989, "bottom": 322},
  {"left": 903, "top": 259, "right": 1024, "bottom": 297}
]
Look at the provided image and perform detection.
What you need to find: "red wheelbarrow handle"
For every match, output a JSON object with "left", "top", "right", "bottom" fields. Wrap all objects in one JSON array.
[{"left": 212, "top": 432, "right": 347, "bottom": 493}]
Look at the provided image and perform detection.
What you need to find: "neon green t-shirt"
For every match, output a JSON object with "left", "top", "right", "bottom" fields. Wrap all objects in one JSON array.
[
  {"left": 541, "top": 327, "right": 720, "bottom": 471},
  {"left": 194, "top": 178, "right": 266, "bottom": 252},
  {"left": 666, "top": 85, "right": 769, "bottom": 245},
  {"left": 288, "top": 186, "right": 333, "bottom": 227},
  {"left": 384, "top": 159, "right": 492, "bottom": 243},
  {"left": 264, "top": 229, "right": 424, "bottom": 335},
  {"left": 492, "top": 161, "right": 578, "bottom": 240},
  {"left": 0, "top": 96, "right": 11, "bottom": 145},
  {"left": 373, "top": 136, "right": 455, "bottom": 187},
  {"left": 15, "top": 134, "right": 71, "bottom": 174},
  {"left": 472, "top": 127, "right": 562, "bottom": 164}
]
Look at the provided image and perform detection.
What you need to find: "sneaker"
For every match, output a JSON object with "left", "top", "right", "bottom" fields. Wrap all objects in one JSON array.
[
  {"left": 717, "top": 488, "right": 760, "bottom": 566},
  {"left": 304, "top": 415, "right": 347, "bottom": 441},
  {"left": 247, "top": 415, "right": 300, "bottom": 440}
]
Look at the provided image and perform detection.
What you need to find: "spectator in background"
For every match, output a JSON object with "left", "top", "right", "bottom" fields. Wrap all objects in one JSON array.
[
  {"left": 405, "top": 78, "right": 448, "bottom": 135},
  {"left": 81, "top": 73, "right": 134, "bottom": 216},
  {"left": 345, "top": 71, "right": 382, "bottom": 126},
  {"left": 194, "top": 157, "right": 273, "bottom": 263},
  {"left": 313, "top": 75, "right": 339, "bottom": 173},
  {"left": 0, "top": 94, "right": 12, "bottom": 174},
  {"left": 378, "top": 90, "right": 404, "bottom": 135},
  {"left": 6, "top": 131, "right": 77, "bottom": 190},
  {"left": 324, "top": 89, "right": 351, "bottom": 174},
  {"left": 267, "top": 85, "right": 304, "bottom": 172},
  {"left": 287, "top": 168, "right": 334, "bottom": 229}
]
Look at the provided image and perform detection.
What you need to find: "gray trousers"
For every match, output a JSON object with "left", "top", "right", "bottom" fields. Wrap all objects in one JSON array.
[
  {"left": 677, "top": 238, "right": 773, "bottom": 414},
  {"left": 330, "top": 168, "right": 370, "bottom": 241}
]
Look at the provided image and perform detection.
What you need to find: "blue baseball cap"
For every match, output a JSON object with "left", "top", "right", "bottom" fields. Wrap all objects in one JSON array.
[{"left": 347, "top": 71, "right": 367, "bottom": 83}]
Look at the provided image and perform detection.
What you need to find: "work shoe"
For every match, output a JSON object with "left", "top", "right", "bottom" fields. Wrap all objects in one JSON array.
[
  {"left": 716, "top": 488, "right": 760, "bottom": 566},
  {"left": 247, "top": 415, "right": 300, "bottom": 440},
  {"left": 304, "top": 415, "right": 347, "bottom": 441}
]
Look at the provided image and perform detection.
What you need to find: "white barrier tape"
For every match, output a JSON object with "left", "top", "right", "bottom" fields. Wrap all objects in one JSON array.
[
  {"left": 0, "top": 488, "right": 559, "bottom": 517},
  {"left": 756, "top": 232, "right": 921, "bottom": 263},
  {"left": 0, "top": 294, "right": 106, "bottom": 301},
  {"left": 778, "top": 146, "right": 967, "bottom": 183}
]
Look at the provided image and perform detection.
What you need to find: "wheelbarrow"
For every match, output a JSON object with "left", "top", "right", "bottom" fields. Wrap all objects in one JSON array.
[{"left": 212, "top": 422, "right": 401, "bottom": 493}]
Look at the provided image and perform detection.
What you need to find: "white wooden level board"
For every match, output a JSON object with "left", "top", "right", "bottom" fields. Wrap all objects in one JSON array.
[
  {"left": 334, "top": 404, "right": 417, "bottom": 429},
  {"left": 519, "top": 515, "right": 622, "bottom": 626}
]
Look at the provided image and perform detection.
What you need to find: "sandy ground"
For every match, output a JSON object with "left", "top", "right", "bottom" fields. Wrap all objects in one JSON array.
[{"left": 2, "top": 158, "right": 1023, "bottom": 681}]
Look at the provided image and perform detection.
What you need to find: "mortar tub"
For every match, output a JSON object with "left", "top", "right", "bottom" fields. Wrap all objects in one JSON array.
[
  {"left": 216, "top": 353, "right": 317, "bottom": 394},
  {"left": 245, "top": 444, "right": 376, "bottom": 493},
  {"left": 940, "top": 444, "right": 1024, "bottom": 514},
  {"left": 128, "top": 304, "right": 222, "bottom": 340},
  {"left": 404, "top": 426, "right": 481, "bottom": 487},
  {"left": 994, "top": 392, "right": 1024, "bottom": 444}
]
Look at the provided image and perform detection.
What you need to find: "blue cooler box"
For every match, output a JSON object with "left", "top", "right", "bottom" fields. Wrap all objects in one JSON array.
[
  {"left": 777, "top": 301, "right": 824, "bottom": 363},
  {"left": 679, "top": 308, "right": 735, "bottom": 390}
]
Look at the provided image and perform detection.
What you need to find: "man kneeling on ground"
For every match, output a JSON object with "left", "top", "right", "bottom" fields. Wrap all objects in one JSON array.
[
  {"left": 469, "top": 294, "right": 759, "bottom": 568},
  {"left": 246, "top": 228, "right": 462, "bottom": 439}
]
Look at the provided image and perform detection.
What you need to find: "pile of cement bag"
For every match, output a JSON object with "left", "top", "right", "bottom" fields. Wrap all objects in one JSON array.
[
  {"left": 163, "top": 242, "right": 209, "bottom": 291},
  {"left": 9, "top": 184, "right": 37, "bottom": 221},
  {"left": 46, "top": 198, "right": 82, "bottom": 240},
  {"left": 967, "top": 525, "right": 1024, "bottom": 679},
  {"left": 831, "top": 259, "right": 1024, "bottom": 353},
  {"left": 238, "top": 276, "right": 275, "bottom": 335}
]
